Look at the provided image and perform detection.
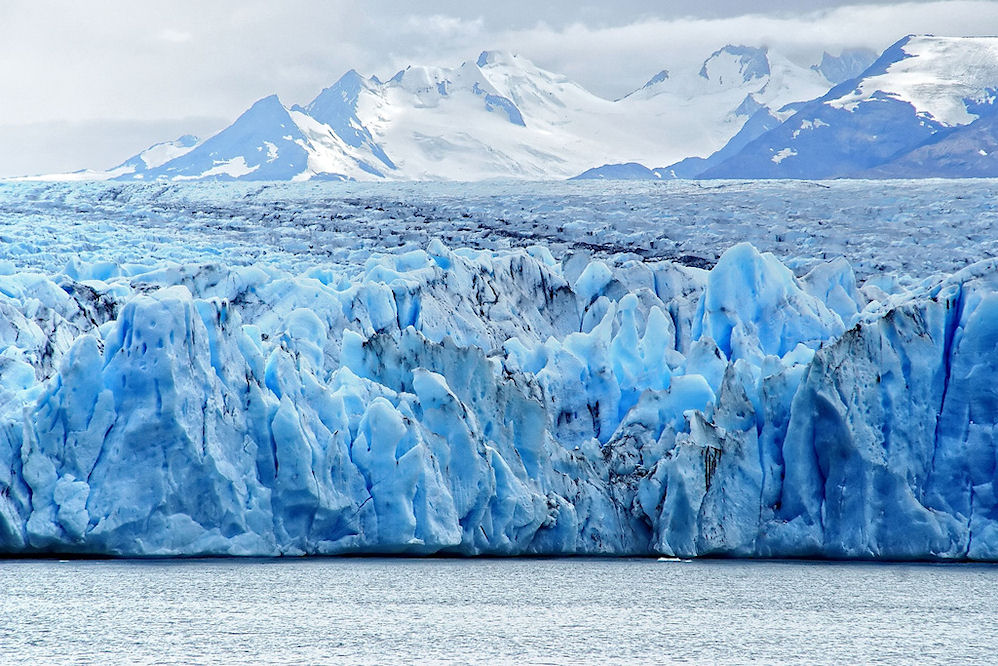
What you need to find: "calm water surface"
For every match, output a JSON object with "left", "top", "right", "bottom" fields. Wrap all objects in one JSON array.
[{"left": 1, "top": 558, "right": 996, "bottom": 664}]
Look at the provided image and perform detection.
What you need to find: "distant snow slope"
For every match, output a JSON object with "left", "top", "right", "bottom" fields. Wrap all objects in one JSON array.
[
  {"left": 574, "top": 45, "right": 878, "bottom": 180},
  {"left": 128, "top": 51, "right": 661, "bottom": 182},
  {"left": 107, "top": 135, "right": 201, "bottom": 177},
  {"left": 617, "top": 45, "right": 838, "bottom": 162},
  {"left": 24, "top": 36, "right": 998, "bottom": 181},
  {"left": 810, "top": 48, "right": 879, "bottom": 85},
  {"left": 701, "top": 36, "right": 998, "bottom": 178},
  {"left": 40, "top": 45, "right": 867, "bottom": 182},
  {"left": 827, "top": 36, "right": 998, "bottom": 126}
]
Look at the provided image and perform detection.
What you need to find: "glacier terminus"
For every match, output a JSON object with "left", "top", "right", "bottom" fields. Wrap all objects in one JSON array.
[{"left": 1, "top": 180, "right": 998, "bottom": 560}]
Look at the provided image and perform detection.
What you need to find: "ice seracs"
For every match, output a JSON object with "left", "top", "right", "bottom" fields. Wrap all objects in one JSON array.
[{"left": 2, "top": 230, "right": 998, "bottom": 559}]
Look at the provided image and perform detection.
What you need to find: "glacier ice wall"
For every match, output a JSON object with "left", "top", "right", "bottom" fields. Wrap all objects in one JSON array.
[{"left": 1, "top": 239, "right": 998, "bottom": 559}]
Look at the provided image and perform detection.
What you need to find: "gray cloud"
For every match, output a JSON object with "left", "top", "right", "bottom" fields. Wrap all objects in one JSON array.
[{"left": 0, "top": 1, "right": 994, "bottom": 175}]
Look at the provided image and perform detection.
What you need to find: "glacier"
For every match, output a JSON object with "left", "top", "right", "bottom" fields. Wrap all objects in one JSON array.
[{"left": 2, "top": 181, "right": 998, "bottom": 558}]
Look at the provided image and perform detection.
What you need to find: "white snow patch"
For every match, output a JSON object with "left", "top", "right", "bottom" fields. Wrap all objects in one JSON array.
[
  {"left": 4, "top": 170, "right": 113, "bottom": 183},
  {"left": 827, "top": 36, "right": 998, "bottom": 126},
  {"left": 792, "top": 118, "right": 830, "bottom": 139},
  {"left": 771, "top": 148, "right": 797, "bottom": 164},
  {"left": 139, "top": 140, "right": 199, "bottom": 169},
  {"left": 176, "top": 157, "right": 258, "bottom": 180}
]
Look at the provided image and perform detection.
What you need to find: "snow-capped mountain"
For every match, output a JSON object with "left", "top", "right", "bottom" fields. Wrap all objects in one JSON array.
[
  {"left": 579, "top": 45, "right": 876, "bottom": 180},
  {"left": 56, "top": 37, "right": 998, "bottom": 182},
  {"left": 617, "top": 44, "right": 838, "bottom": 162},
  {"left": 133, "top": 95, "right": 337, "bottom": 181},
  {"left": 106, "top": 134, "right": 201, "bottom": 177},
  {"left": 810, "top": 48, "right": 879, "bottom": 85},
  {"left": 127, "top": 51, "right": 653, "bottom": 182},
  {"left": 103, "top": 46, "right": 857, "bottom": 182},
  {"left": 700, "top": 35, "right": 998, "bottom": 178}
]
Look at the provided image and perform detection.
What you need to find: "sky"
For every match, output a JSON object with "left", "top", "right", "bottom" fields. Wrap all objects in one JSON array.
[{"left": 1, "top": 0, "right": 996, "bottom": 176}]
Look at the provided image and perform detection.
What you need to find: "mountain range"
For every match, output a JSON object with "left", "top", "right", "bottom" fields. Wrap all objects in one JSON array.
[
  {"left": 34, "top": 35, "right": 998, "bottom": 181},
  {"left": 581, "top": 35, "right": 998, "bottom": 180}
]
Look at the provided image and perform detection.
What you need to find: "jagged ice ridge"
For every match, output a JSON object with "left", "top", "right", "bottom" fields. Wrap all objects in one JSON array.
[{"left": 1, "top": 236, "right": 998, "bottom": 559}]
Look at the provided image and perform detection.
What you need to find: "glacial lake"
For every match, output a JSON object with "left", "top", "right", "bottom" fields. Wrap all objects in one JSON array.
[{"left": 1, "top": 558, "right": 996, "bottom": 664}]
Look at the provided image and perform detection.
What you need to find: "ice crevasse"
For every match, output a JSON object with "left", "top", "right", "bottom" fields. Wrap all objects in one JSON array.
[{"left": 1, "top": 239, "right": 997, "bottom": 559}]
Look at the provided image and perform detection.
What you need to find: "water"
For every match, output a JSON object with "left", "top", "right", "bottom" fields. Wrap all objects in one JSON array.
[{"left": 1, "top": 559, "right": 996, "bottom": 664}]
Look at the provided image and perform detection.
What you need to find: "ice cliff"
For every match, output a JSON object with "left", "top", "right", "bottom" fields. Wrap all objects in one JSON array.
[{"left": 2, "top": 240, "right": 998, "bottom": 559}]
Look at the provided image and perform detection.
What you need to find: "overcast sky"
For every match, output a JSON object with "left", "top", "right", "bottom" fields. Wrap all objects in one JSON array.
[{"left": 1, "top": 0, "right": 995, "bottom": 176}]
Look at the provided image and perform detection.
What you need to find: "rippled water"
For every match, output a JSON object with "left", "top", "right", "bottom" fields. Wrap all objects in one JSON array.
[{"left": 1, "top": 558, "right": 996, "bottom": 664}]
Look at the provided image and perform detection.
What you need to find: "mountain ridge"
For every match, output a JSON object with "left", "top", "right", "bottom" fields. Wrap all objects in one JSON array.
[
  {"left": 90, "top": 46, "right": 856, "bottom": 182},
  {"left": 23, "top": 37, "right": 998, "bottom": 182},
  {"left": 699, "top": 35, "right": 998, "bottom": 179},
  {"left": 585, "top": 35, "right": 998, "bottom": 180}
]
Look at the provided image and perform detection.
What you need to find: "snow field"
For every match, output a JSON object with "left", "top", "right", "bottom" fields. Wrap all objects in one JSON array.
[{"left": 2, "top": 180, "right": 997, "bottom": 282}]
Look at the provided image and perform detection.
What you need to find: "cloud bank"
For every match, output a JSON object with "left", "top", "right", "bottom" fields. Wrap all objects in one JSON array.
[{"left": 0, "top": 1, "right": 994, "bottom": 175}]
